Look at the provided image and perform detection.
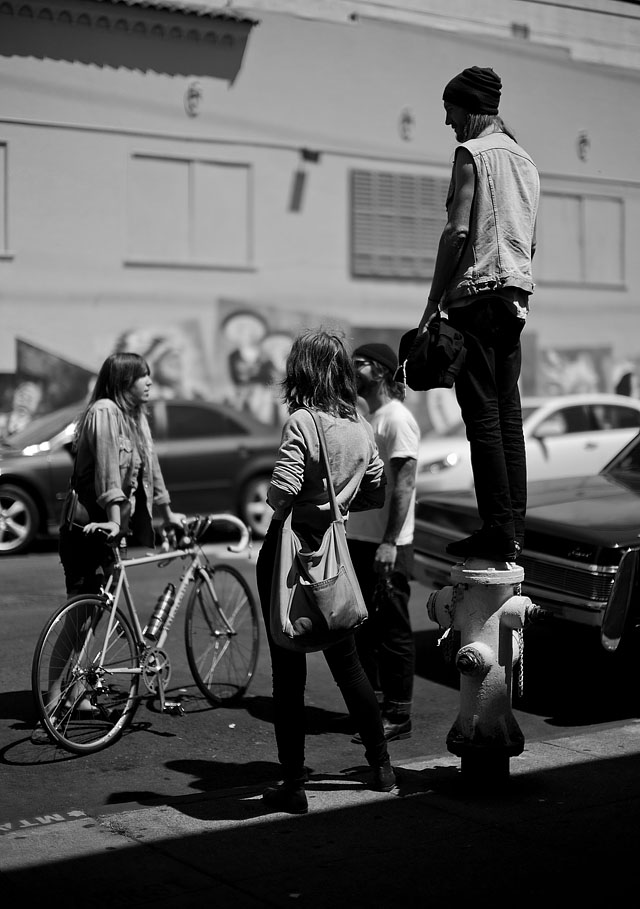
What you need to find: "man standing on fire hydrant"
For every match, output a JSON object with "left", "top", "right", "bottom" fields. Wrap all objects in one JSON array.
[{"left": 418, "top": 66, "right": 540, "bottom": 562}]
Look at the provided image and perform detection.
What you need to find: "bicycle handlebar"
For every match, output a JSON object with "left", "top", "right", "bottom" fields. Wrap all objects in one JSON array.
[
  {"left": 173, "top": 513, "right": 252, "bottom": 554},
  {"left": 85, "top": 513, "right": 252, "bottom": 555}
]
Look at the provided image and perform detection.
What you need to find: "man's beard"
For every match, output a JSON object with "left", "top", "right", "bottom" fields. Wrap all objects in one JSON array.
[{"left": 356, "top": 374, "right": 376, "bottom": 396}]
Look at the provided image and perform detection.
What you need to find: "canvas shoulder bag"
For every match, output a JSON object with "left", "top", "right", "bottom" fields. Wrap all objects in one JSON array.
[{"left": 269, "top": 408, "right": 368, "bottom": 653}]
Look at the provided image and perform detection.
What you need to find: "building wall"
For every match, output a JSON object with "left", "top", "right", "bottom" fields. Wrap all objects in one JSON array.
[{"left": 1, "top": 3, "right": 639, "bottom": 432}]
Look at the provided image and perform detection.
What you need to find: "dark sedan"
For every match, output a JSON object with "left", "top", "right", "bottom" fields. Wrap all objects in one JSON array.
[
  {"left": 0, "top": 399, "right": 281, "bottom": 555},
  {"left": 413, "top": 430, "right": 640, "bottom": 648}
]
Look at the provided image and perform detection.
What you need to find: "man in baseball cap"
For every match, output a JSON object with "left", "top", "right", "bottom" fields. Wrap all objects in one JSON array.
[{"left": 348, "top": 342, "right": 420, "bottom": 743}]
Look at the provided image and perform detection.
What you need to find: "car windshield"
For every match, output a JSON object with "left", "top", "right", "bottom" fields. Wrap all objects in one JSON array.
[
  {"left": 2, "top": 407, "right": 80, "bottom": 449},
  {"left": 607, "top": 432, "right": 640, "bottom": 473}
]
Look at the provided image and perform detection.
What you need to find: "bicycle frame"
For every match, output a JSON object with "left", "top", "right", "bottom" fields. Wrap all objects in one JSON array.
[{"left": 94, "top": 515, "right": 250, "bottom": 706}]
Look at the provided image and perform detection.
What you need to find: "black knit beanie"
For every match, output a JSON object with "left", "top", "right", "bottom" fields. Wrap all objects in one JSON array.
[
  {"left": 443, "top": 66, "right": 502, "bottom": 114},
  {"left": 353, "top": 343, "right": 398, "bottom": 375}
]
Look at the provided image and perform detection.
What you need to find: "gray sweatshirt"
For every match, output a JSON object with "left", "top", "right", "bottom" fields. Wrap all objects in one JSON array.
[{"left": 268, "top": 408, "right": 386, "bottom": 534}]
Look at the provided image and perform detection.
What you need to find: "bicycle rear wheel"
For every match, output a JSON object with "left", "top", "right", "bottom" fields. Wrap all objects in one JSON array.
[
  {"left": 31, "top": 595, "right": 140, "bottom": 754},
  {"left": 185, "top": 565, "right": 259, "bottom": 704}
]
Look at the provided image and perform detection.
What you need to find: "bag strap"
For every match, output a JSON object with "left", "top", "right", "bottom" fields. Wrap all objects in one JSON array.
[{"left": 302, "top": 407, "right": 342, "bottom": 524}]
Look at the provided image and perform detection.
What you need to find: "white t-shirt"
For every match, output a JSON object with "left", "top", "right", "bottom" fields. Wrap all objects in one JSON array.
[{"left": 347, "top": 399, "right": 420, "bottom": 546}]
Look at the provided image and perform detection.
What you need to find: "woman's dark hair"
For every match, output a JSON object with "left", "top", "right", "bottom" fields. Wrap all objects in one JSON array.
[
  {"left": 75, "top": 352, "right": 150, "bottom": 448},
  {"left": 463, "top": 113, "right": 517, "bottom": 142},
  {"left": 281, "top": 329, "right": 358, "bottom": 419}
]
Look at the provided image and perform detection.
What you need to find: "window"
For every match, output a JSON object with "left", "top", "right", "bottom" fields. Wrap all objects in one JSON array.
[
  {"left": 0, "top": 143, "right": 7, "bottom": 253},
  {"left": 593, "top": 405, "right": 640, "bottom": 431},
  {"left": 166, "top": 404, "right": 244, "bottom": 440},
  {"left": 350, "top": 170, "right": 449, "bottom": 279},
  {"left": 127, "top": 154, "right": 252, "bottom": 269},
  {"left": 536, "top": 192, "right": 624, "bottom": 287}
]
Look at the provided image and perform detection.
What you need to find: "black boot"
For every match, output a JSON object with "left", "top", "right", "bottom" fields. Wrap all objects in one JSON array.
[
  {"left": 371, "top": 760, "right": 396, "bottom": 792},
  {"left": 263, "top": 781, "right": 308, "bottom": 815}
]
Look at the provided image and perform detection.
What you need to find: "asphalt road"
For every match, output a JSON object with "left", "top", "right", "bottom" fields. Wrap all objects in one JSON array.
[{"left": 1, "top": 538, "right": 639, "bottom": 830}]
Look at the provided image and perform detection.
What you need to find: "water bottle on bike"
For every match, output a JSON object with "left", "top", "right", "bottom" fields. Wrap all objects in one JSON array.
[{"left": 144, "top": 583, "right": 175, "bottom": 642}]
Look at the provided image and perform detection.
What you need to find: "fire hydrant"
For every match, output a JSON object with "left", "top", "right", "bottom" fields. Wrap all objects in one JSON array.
[{"left": 427, "top": 560, "right": 539, "bottom": 781}]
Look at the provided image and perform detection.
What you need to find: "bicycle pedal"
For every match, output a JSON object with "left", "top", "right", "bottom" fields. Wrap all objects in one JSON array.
[{"left": 164, "top": 701, "right": 185, "bottom": 716}]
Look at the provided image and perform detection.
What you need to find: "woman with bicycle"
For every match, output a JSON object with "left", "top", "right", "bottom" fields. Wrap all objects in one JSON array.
[
  {"left": 41, "top": 352, "right": 185, "bottom": 724},
  {"left": 256, "top": 328, "right": 396, "bottom": 814},
  {"left": 60, "top": 351, "right": 185, "bottom": 596}
]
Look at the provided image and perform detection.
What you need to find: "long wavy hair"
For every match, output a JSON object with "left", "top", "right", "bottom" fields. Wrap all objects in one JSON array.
[
  {"left": 75, "top": 352, "right": 151, "bottom": 454},
  {"left": 281, "top": 329, "right": 359, "bottom": 419},
  {"left": 463, "top": 113, "right": 517, "bottom": 142}
]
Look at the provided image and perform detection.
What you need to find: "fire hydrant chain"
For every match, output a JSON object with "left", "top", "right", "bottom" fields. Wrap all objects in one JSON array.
[{"left": 517, "top": 628, "right": 524, "bottom": 699}]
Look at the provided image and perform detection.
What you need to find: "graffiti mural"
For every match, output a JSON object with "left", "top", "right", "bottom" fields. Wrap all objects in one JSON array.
[
  {"left": 113, "top": 323, "right": 213, "bottom": 401},
  {"left": 217, "top": 302, "right": 323, "bottom": 426},
  {"left": 538, "top": 346, "right": 610, "bottom": 395},
  {"left": 0, "top": 339, "right": 94, "bottom": 440}
]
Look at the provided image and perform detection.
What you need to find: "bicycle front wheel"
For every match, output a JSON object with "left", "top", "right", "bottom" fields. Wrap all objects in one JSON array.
[
  {"left": 31, "top": 595, "right": 141, "bottom": 754},
  {"left": 185, "top": 565, "right": 259, "bottom": 704}
]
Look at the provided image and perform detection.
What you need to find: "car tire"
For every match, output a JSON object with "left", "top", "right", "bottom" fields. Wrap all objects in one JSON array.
[
  {"left": 0, "top": 483, "right": 39, "bottom": 555},
  {"left": 239, "top": 474, "right": 272, "bottom": 539}
]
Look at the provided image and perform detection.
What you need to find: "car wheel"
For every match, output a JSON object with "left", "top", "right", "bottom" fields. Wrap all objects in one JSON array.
[
  {"left": 0, "top": 484, "right": 39, "bottom": 555},
  {"left": 239, "top": 475, "right": 272, "bottom": 539}
]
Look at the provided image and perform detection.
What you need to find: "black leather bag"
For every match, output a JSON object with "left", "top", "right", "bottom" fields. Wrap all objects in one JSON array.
[
  {"left": 396, "top": 315, "right": 466, "bottom": 391},
  {"left": 60, "top": 480, "right": 131, "bottom": 534}
]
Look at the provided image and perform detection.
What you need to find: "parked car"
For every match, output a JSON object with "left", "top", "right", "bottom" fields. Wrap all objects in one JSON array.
[
  {"left": 416, "top": 393, "right": 640, "bottom": 495},
  {"left": 413, "top": 428, "right": 640, "bottom": 648},
  {"left": 0, "top": 398, "right": 281, "bottom": 555}
]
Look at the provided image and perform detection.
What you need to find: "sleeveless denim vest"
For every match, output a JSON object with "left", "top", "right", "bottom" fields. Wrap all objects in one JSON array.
[{"left": 444, "top": 132, "right": 540, "bottom": 304}]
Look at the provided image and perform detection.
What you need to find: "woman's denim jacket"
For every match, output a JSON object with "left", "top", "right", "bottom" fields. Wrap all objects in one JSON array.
[
  {"left": 444, "top": 132, "right": 540, "bottom": 304},
  {"left": 74, "top": 399, "right": 170, "bottom": 521}
]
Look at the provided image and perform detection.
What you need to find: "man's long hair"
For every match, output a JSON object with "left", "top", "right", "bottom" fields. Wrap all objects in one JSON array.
[
  {"left": 380, "top": 369, "right": 406, "bottom": 402},
  {"left": 75, "top": 352, "right": 151, "bottom": 452},
  {"left": 281, "top": 329, "right": 359, "bottom": 419},
  {"left": 463, "top": 113, "right": 517, "bottom": 142}
]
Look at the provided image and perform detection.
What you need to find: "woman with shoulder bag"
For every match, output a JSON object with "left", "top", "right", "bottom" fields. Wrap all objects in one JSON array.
[{"left": 257, "top": 329, "right": 396, "bottom": 814}]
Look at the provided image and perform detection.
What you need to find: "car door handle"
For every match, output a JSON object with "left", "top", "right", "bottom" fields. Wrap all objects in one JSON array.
[{"left": 584, "top": 442, "right": 598, "bottom": 449}]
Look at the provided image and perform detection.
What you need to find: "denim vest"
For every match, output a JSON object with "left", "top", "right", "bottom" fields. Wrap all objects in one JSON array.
[{"left": 444, "top": 132, "right": 540, "bottom": 304}]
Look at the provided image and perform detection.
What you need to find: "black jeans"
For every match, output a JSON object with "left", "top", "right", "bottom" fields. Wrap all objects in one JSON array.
[
  {"left": 348, "top": 539, "right": 415, "bottom": 721},
  {"left": 447, "top": 296, "right": 527, "bottom": 544},
  {"left": 256, "top": 519, "right": 389, "bottom": 781},
  {"left": 58, "top": 524, "right": 116, "bottom": 596}
]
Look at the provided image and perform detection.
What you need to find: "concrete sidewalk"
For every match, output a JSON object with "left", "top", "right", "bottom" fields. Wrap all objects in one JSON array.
[{"left": 3, "top": 722, "right": 640, "bottom": 907}]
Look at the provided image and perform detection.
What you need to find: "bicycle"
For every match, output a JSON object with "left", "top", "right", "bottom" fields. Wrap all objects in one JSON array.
[{"left": 31, "top": 513, "right": 259, "bottom": 754}]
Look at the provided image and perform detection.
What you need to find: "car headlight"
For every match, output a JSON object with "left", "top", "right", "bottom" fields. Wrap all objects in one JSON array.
[
  {"left": 419, "top": 452, "right": 460, "bottom": 475},
  {"left": 22, "top": 441, "right": 51, "bottom": 457}
]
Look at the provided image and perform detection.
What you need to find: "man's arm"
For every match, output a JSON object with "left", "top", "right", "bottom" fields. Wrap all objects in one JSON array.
[
  {"left": 418, "top": 148, "right": 476, "bottom": 332},
  {"left": 374, "top": 456, "right": 417, "bottom": 573}
]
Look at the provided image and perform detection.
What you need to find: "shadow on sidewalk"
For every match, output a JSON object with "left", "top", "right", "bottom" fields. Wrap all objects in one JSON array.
[{"left": 4, "top": 749, "right": 640, "bottom": 907}]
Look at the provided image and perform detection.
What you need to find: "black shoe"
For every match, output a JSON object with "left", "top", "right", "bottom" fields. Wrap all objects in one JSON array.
[
  {"left": 371, "top": 760, "right": 396, "bottom": 792},
  {"left": 262, "top": 782, "right": 308, "bottom": 815},
  {"left": 446, "top": 530, "right": 519, "bottom": 562},
  {"left": 352, "top": 717, "right": 412, "bottom": 746}
]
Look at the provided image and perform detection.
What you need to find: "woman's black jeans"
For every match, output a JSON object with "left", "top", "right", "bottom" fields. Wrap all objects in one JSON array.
[
  {"left": 447, "top": 296, "right": 527, "bottom": 545},
  {"left": 257, "top": 519, "right": 389, "bottom": 782}
]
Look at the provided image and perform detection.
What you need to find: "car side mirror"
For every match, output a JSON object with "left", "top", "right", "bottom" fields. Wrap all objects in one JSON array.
[
  {"left": 534, "top": 416, "right": 566, "bottom": 439},
  {"left": 601, "top": 548, "right": 639, "bottom": 652}
]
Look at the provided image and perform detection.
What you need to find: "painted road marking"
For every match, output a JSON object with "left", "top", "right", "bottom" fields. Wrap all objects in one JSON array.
[{"left": 0, "top": 809, "right": 88, "bottom": 835}]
